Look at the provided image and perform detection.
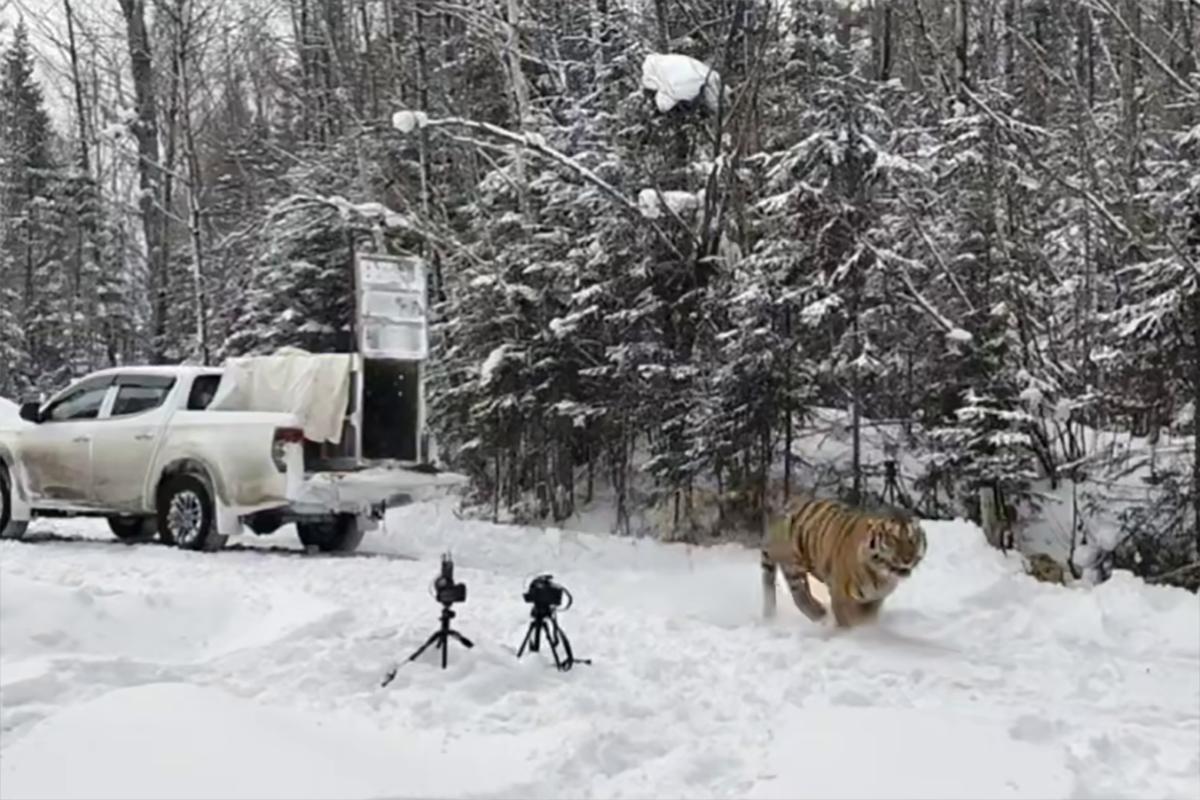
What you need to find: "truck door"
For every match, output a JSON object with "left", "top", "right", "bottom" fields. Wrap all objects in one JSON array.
[
  {"left": 20, "top": 375, "right": 116, "bottom": 508},
  {"left": 89, "top": 374, "right": 178, "bottom": 514}
]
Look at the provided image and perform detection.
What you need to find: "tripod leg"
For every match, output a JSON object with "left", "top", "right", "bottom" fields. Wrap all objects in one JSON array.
[
  {"left": 545, "top": 621, "right": 564, "bottom": 670},
  {"left": 440, "top": 635, "right": 448, "bottom": 670},
  {"left": 381, "top": 664, "right": 399, "bottom": 687},
  {"left": 517, "top": 622, "right": 535, "bottom": 658},
  {"left": 408, "top": 629, "right": 443, "bottom": 662},
  {"left": 553, "top": 620, "right": 590, "bottom": 670},
  {"left": 447, "top": 629, "right": 474, "bottom": 648}
]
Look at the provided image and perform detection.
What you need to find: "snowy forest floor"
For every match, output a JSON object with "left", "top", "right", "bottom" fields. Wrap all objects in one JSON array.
[
  {"left": 1, "top": 499, "right": 1197, "bottom": 799},
  {"left": 537, "top": 406, "right": 1189, "bottom": 577}
]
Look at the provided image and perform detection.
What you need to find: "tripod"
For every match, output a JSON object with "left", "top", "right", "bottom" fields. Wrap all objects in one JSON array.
[
  {"left": 882, "top": 459, "right": 913, "bottom": 509},
  {"left": 383, "top": 603, "right": 473, "bottom": 686},
  {"left": 410, "top": 603, "right": 473, "bottom": 669},
  {"left": 517, "top": 605, "right": 589, "bottom": 672}
]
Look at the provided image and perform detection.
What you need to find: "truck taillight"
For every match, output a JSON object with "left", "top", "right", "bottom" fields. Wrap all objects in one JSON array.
[
  {"left": 272, "top": 427, "right": 304, "bottom": 471},
  {"left": 274, "top": 427, "right": 305, "bottom": 444}
]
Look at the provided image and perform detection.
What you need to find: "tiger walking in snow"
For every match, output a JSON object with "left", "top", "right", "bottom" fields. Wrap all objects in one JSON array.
[{"left": 761, "top": 496, "right": 927, "bottom": 628}]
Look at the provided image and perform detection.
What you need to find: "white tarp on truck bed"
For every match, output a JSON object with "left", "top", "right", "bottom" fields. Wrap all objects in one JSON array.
[{"left": 209, "top": 348, "right": 352, "bottom": 444}]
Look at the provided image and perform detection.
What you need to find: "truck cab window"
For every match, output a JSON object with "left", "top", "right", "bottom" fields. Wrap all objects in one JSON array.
[
  {"left": 44, "top": 379, "right": 113, "bottom": 422},
  {"left": 188, "top": 375, "right": 222, "bottom": 410},
  {"left": 111, "top": 383, "right": 174, "bottom": 417}
]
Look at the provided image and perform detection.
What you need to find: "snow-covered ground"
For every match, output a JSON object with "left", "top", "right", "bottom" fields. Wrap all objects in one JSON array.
[{"left": 1, "top": 500, "right": 1197, "bottom": 800}]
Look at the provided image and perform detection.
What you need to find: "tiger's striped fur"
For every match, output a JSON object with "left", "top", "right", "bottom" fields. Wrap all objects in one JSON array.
[{"left": 761, "top": 496, "right": 926, "bottom": 628}]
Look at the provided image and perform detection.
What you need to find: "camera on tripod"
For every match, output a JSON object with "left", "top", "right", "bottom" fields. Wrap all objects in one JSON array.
[
  {"left": 434, "top": 553, "right": 467, "bottom": 606},
  {"left": 381, "top": 556, "right": 590, "bottom": 686},
  {"left": 523, "top": 574, "right": 567, "bottom": 611},
  {"left": 382, "top": 552, "right": 474, "bottom": 684},
  {"left": 517, "top": 573, "right": 588, "bottom": 672}
]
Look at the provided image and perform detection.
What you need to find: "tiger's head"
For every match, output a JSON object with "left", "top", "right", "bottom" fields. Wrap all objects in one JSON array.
[{"left": 863, "top": 512, "right": 926, "bottom": 579}]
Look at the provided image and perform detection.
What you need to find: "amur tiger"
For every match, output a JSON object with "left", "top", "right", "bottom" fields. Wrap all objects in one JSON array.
[{"left": 761, "top": 496, "right": 927, "bottom": 628}]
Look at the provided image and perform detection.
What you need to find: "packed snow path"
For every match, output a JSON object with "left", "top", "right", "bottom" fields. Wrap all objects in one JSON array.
[{"left": 1, "top": 502, "right": 1197, "bottom": 800}]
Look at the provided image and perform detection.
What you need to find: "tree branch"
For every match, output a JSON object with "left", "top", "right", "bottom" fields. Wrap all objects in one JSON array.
[{"left": 392, "top": 112, "right": 687, "bottom": 261}]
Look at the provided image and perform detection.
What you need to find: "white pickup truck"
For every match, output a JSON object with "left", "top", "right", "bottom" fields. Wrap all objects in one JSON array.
[{"left": 0, "top": 359, "right": 466, "bottom": 553}]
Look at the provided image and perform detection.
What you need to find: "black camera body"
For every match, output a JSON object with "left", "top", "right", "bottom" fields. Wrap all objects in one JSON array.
[
  {"left": 523, "top": 574, "right": 565, "bottom": 611},
  {"left": 434, "top": 553, "right": 467, "bottom": 606}
]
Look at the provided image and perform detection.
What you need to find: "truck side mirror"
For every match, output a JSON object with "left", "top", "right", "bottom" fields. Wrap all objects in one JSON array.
[{"left": 18, "top": 401, "right": 42, "bottom": 424}]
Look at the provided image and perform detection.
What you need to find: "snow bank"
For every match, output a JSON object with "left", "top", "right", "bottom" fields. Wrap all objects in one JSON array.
[
  {"left": 0, "top": 683, "right": 391, "bottom": 800},
  {"left": 641, "top": 53, "right": 723, "bottom": 114},
  {"left": 749, "top": 707, "right": 1073, "bottom": 799},
  {"left": 0, "top": 682, "right": 543, "bottom": 800},
  {"left": 0, "top": 573, "right": 338, "bottom": 665}
]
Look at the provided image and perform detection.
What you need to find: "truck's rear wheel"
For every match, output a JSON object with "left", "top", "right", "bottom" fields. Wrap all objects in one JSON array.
[
  {"left": 296, "top": 514, "right": 366, "bottom": 553},
  {"left": 107, "top": 516, "right": 157, "bottom": 543},
  {"left": 157, "top": 475, "right": 226, "bottom": 552},
  {"left": 1, "top": 465, "right": 29, "bottom": 541}
]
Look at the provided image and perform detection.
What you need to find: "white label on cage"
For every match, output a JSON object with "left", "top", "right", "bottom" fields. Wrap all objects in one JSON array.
[
  {"left": 362, "top": 319, "right": 427, "bottom": 359},
  {"left": 364, "top": 290, "right": 424, "bottom": 322},
  {"left": 359, "top": 255, "right": 425, "bottom": 292},
  {"left": 356, "top": 253, "right": 428, "bottom": 358}
]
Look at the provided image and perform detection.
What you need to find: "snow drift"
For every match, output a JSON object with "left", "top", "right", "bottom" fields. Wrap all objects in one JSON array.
[{"left": 0, "top": 682, "right": 546, "bottom": 800}]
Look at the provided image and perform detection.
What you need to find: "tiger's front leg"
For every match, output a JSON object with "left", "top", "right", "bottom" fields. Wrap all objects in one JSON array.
[
  {"left": 830, "top": 591, "right": 882, "bottom": 628},
  {"left": 780, "top": 562, "right": 828, "bottom": 622},
  {"left": 830, "top": 592, "right": 856, "bottom": 628}
]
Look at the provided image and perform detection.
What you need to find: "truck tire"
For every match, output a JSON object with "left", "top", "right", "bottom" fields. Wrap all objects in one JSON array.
[
  {"left": 1, "top": 465, "right": 29, "bottom": 541},
  {"left": 107, "top": 516, "right": 158, "bottom": 543},
  {"left": 296, "top": 514, "right": 366, "bottom": 553},
  {"left": 157, "top": 475, "right": 227, "bottom": 552}
]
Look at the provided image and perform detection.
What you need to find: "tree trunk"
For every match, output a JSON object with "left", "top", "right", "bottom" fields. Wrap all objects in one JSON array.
[
  {"left": 954, "top": 0, "right": 970, "bottom": 107},
  {"left": 64, "top": 0, "right": 94, "bottom": 365},
  {"left": 412, "top": 0, "right": 441, "bottom": 301},
  {"left": 592, "top": 0, "right": 609, "bottom": 78},
  {"left": 503, "top": 0, "right": 531, "bottom": 216},
  {"left": 1120, "top": 0, "right": 1143, "bottom": 237},
  {"left": 874, "top": 0, "right": 894, "bottom": 81},
  {"left": 162, "top": 1, "right": 184, "bottom": 350},
  {"left": 178, "top": 0, "right": 209, "bottom": 364},
  {"left": 63, "top": 0, "right": 91, "bottom": 177},
  {"left": 784, "top": 304, "right": 793, "bottom": 501},
  {"left": 117, "top": 0, "right": 167, "bottom": 363},
  {"left": 653, "top": 0, "right": 669, "bottom": 50},
  {"left": 980, "top": 483, "right": 1003, "bottom": 549},
  {"left": 1003, "top": 0, "right": 1017, "bottom": 91},
  {"left": 1192, "top": 291, "right": 1200, "bottom": 553}
]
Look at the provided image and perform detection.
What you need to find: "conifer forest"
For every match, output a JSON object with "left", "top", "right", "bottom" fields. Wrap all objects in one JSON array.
[{"left": 0, "top": 0, "right": 1197, "bottom": 586}]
